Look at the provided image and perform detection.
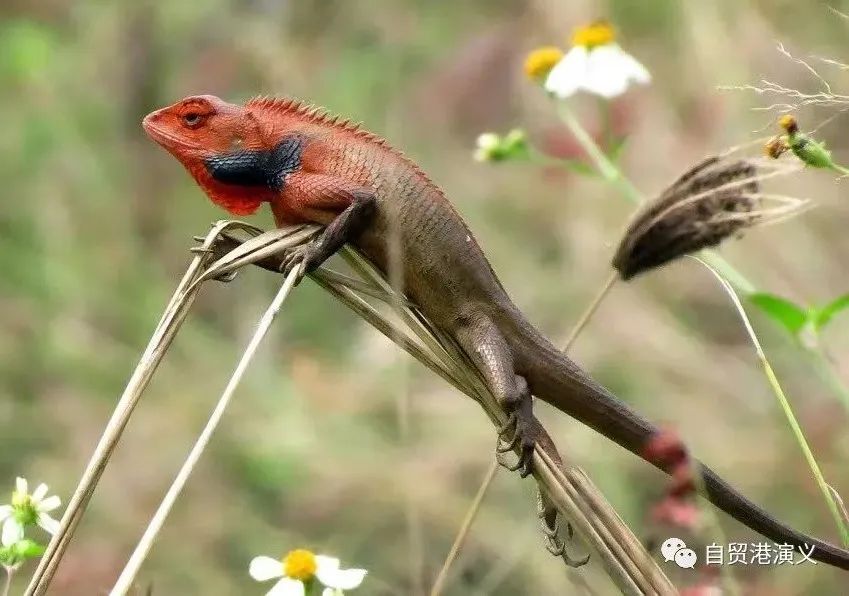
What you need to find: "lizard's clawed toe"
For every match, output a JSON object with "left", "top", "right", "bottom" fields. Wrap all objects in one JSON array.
[
  {"left": 279, "top": 245, "right": 312, "bottom": 284},
  {"left": 537, "top": 496, "right": 590, "bottom": 568},
  {"left": 542, "top": 519, "right": 589, "bottom": 566},
  {"left": 495, "top": 404, "right": 535, "bottom": 478}
]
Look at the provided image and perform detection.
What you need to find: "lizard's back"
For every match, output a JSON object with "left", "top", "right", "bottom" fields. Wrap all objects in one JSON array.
[{"left": 275, "top": 103, "right": 515, "bottom": 329}]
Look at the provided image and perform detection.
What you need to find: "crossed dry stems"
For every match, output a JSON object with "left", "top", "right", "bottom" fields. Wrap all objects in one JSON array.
[{"left": 25, "top": 222, "right": 674, "bottom": 596}]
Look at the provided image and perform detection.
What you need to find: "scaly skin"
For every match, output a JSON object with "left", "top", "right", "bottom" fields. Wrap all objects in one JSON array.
[{"left": 143, "top": 95, "right": 849, "bottom": 570}]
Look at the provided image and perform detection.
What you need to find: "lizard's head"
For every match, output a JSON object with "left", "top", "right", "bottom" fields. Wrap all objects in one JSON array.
[
  {"left": 143, "top": 95, "right": 270, "bottom": 215},
  {"left": 143, "top": 95, "right": 258, "bottom": 161}
]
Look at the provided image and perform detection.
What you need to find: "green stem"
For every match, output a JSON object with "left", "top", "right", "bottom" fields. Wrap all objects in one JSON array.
[
  {"left": 555, "top": 102, "right": 756, "bottom": 295},
  {"left": 557, "top": 103, "right": 641, "bottom": 202},
  {"left": 832, "top": 163, "right": 849, "bottom": 177},
  {"left": 700, "top": 261, "right": 849, "bottom": 547},
  {"left": 762, "top": 358, "right": 849, "bottom": 546}
]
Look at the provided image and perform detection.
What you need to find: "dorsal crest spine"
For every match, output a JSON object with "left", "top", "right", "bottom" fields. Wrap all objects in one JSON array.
[{"left": 246, "top": 95, "right": 444, "bottom": 195}]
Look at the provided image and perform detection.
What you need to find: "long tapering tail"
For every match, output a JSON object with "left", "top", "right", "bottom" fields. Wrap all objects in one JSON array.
[{"left": 506, "top": 317, "right": 849, "bottom": 570}]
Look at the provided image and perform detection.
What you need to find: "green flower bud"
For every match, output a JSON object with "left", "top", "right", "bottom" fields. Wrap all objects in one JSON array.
[
  {"left": 473, "top": 129, "right": 530, "bottom": 162},
  {"left": 776, "top": 114, "right": 849, "bottom": 175},
  {"left": 789, "top": 135, "right": 837, "bottom": 170}
]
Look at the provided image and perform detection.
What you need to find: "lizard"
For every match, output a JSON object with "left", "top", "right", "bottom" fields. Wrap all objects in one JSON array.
[{"left": 143, "top": 94, "right": 849, "bottom": 570}]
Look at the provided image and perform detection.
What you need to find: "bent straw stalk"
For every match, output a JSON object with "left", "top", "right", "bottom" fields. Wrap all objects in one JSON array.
[
  {"left": 25, "top": 220, "right": 267, "bottom": 596},
  {"left": 30, "top": 220, "right": 673, "bottom": 595},
  {"left": 210, "top": 227, "right": 675, "bottom": 595},
  {"left": 111, "top": 264, "right": 303, "bottom": 595},
  {"left": 27, "top": 223, "right": 318, "bottom": 596}
]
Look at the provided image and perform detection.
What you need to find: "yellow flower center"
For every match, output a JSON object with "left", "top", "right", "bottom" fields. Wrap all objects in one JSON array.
[
  {"left": 523, "top": 46, "right": 564, "bottom": 80},
  {"left": 778, "top": 114, "right": 798, "bottom": 135},
  {"left": 282, "top": 549, "right": 317, "bottom": 582},
  {"left": 571, "top": 20, "right": 616, "bottom": 49}
]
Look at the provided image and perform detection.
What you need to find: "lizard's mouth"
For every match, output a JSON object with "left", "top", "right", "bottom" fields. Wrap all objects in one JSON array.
[
  {"left": 142, "top": 115, "right": 175, "bottom": 148},
  {"left": 142, "top": 111, "right": 199, "bottom": 155}
]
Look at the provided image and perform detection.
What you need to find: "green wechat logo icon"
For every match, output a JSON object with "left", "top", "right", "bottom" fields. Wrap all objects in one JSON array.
[{"left": 661, "top": 537, "right": 698, "bottom": 569}]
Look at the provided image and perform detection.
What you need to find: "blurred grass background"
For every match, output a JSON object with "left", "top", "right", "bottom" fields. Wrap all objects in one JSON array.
[{"left": 2, "top": 0, "right": 849, "bottom": 593}]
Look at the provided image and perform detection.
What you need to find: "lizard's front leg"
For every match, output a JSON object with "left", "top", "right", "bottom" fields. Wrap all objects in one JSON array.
[{"left": 273, "top": 172, "right": 377, "bottom": 281}]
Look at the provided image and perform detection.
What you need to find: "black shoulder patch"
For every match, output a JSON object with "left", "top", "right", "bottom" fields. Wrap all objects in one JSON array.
[{"left": 204, "top": 135, "right": 304, "bottom": 190}]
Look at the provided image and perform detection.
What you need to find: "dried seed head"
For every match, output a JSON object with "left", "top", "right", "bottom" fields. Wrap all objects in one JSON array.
[
  {"left": 764, "top": 136, "right": 789, "bottom": 159},
  {"left": 612, "top": 157, "right": 760, "bottom": 280}
]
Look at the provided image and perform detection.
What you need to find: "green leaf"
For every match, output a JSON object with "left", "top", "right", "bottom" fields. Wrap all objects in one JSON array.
[
  {"left": 748, "top": 292, "right": 809, "bottom": 335},
  {"left": 814, "top": 293, "right": 849, "bottom": 330}
]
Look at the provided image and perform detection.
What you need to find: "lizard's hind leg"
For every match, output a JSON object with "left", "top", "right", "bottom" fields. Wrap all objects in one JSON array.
[{"left": 454, "top": 312, "right": 538, "bottom": 477}]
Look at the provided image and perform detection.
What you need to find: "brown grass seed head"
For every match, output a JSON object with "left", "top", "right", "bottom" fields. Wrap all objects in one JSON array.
[{"left": 612, "top": 158, "right": 760, "bottom": 280}]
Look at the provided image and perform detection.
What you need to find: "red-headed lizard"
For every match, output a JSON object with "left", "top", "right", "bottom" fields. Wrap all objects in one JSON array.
[{"left": 143, "top": 95, "right": 849, "bottom": 570}]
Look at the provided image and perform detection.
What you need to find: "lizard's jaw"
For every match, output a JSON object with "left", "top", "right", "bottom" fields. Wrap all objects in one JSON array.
[
  {"left": 142, "top": 110, "right": 202, "bottom": 158},
  {"left": 142, "top": 109, "right": 171, "bottom": 145}
]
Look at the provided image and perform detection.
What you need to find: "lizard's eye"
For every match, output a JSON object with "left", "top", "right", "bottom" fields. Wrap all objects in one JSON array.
[{"left": 182, "top": 112, "right": 204, "bottom": 128}]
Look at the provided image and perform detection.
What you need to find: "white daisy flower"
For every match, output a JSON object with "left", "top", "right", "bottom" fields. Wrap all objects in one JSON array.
[
  {"left": 544, "top": 20, "right": 650, "bottom": 99},
  {"left": 0, "top": 477, "right": 62, "bottom": 546},
  {"left": 249, "top": 548, "right": 367, "bottom": 596}
]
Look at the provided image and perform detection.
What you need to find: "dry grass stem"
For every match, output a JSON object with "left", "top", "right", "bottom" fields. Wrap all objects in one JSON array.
[
  {"left": 563, "top": 271, "right": 618, "bottom": 352},
  {"left": 110, "top": 264, "right": 303, "bottom": 595},
  {"left": 829, "top": 485, "right": 849, "bottom": 531},
  {"left": 24, "top": 220, "right": 269, "bottom": 596},
  {"left": 33, "top": 221, "right": 675, "bottom": 595},
  {"left": 720, "top": 43, "right": 849, "bottom": 112},
  {"left": 213, "top": 225, "right": 676, "bottom": 595}
]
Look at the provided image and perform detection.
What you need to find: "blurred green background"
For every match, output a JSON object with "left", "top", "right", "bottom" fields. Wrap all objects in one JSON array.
[{"left": 2, "top": 0, "right": 849, "bottom": 593}]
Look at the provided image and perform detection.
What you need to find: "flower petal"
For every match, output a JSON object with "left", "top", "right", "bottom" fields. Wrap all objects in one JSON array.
[
  {"left": 315, "top": 556, "right": 340, "bottom": 573},
  {"left": 330, "top": 568, "right": 367, "bottom": 590},
  {"left": 15, "top": 477, "right": 27, "bottom": 496},
  {"left": 544, "top": 46, "right": 588, "bottom": 98},
  {"left": 620, "top": 51, "right": 651, "bottom": 84},
  {"left": 31, "top": 484, "right": 48, "bottom": 502},
  {"left": 1, "top": 518, "right": 23, "bottom": 547},
  {"left": 0, "top": 505, "right": 13, "bottom": 522},
  {"left": 266, "top": 577, "right": 305, "bottom": 596},
  {"left": 37, "top": 513, "right": 60, "bottom": 535},
  {"left": 249, "top": 556, "right": 284, "bottom": 581},
  {"left": 582, "top": 45, "right": 631, "bottom": 98},
  {"left": 316, "top": 556, "right": 366, "bottom": 590},
  {"left": 37, "top": 495, "right": 61, "bottom": 513}
]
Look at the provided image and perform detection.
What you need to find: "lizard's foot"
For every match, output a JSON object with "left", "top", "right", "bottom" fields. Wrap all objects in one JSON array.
[
  {"left": 496, "top": 394, "right": 535, "bottom": 478},
  {"left": 280, "top": 243, "right": 320, "bottom": 284},
  {"left": 537, "top": 492, "right": 590, "bottom": 567}
]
